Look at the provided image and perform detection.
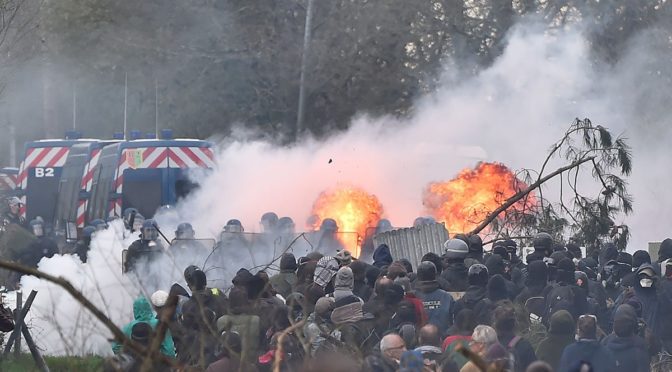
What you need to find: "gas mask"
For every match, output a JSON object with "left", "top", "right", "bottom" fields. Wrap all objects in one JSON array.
[{"left": 640, "top": 278, "right": 654, "bottom": 288}]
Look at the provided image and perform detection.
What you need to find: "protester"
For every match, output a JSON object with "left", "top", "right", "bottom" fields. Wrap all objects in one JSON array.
[
  {"left": 535, "top": 310, "right": 575, "bottom": 370},
  {"left": 415, "top": 261, "right": 455, "bottom": 334},
  {"left": 557, "top": 314, "right": 616, "bottom": 372},
  {"left": 111, "top": 296, "right": 176, "bottom": 357},
  {"left": 461, "top": 325, "right": 498, "bottom": 372}
]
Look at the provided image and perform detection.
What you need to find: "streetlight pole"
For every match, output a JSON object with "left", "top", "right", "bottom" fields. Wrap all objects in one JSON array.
[{"left": 296, "top": 0, "right": 315, "bottom": 140}]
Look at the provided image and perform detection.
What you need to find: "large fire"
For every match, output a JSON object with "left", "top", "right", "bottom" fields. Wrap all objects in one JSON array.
[
  {"left": 423, "top": 162, "right": 536, "bottom": 235},
  {"left": 309, "top": 186, "right": 384, "bottom": 257}
]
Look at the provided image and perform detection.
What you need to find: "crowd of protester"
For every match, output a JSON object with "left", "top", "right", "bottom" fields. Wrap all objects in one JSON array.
[{"left": 105, "top": 233, "right": 672, "bottom": 372}]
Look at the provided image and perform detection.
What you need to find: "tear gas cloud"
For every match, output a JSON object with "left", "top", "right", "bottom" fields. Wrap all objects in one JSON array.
[
  {"left": 178, "top": 24, "right": 669, "bottom": 251},
  {"left": 15, "top": 23, "right": 672, "bottom": 356}
]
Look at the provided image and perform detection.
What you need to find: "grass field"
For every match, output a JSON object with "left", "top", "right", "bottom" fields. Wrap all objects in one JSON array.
[{"left": 0, "top": 354, "right": 104, "bottom": 372}]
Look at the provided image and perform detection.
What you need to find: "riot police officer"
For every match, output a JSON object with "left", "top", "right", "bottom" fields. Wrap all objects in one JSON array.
[
  {"left": 18, "top": 218, "right": 58, "bottom": 268},
  {"left": 75, "top": 225, "right": 96, "bottom": 263},
  {"left": 1, "top": 197, "right": 26, "bottom": 232},
  {"left": 125, "top": 219, "right": 164, "bottom": 272}
]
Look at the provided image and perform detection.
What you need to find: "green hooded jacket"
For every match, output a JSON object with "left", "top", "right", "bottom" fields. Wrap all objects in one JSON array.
[{"left": 111, "top": 296, "right": 176, "bottom": 357}]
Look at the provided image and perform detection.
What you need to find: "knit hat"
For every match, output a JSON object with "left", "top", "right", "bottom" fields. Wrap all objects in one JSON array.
[
  {"left": 548, "top": 310, "right": 575, "bottom": 336},
  {"left": 280, "top": 253, "right": 298, "bottom": 271},
  {"left": 492, "top": 245, "right": 509, "bottom": 261},
  {"left": 578, "top": 258, "right": 598, "bottom": 280},
  {"left": 487, "top": 274, "right": 508, "bottom": 302},
  {"left": 444, "top": 239, "right": 469, "bottom": 259},
  {"left": 349, "top": 260, "right": 368, "bottom": 281},
  {"left": 485, "top": 254, "right": 505, "bottom": 276},
  {"left": 315, "top": 297, "right": 335, "bottom": 317},
  {"left": 468, "top": 234, "right": 484, "bottom": 254},
  {"left": 314, "top": 256, "right": 339, "bottom": 288},
  {"left": 421, "top": 253, "right": 443, "bottom": 274},
  {"left": 556, "top": 258, "right": 576, "bottom": 284},
  {"left": 150, "top": 290, "right": 169, "bottom": 308}
]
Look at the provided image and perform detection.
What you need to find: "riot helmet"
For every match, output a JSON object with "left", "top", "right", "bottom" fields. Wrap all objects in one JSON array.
[
  {"left": 6, "top": 196, "right": 20, "bottom": 214},
  {"left": 320, "top": 218, "right": 338, "bottom": 233},
  {"left": 413, "top": 216, "right": 435, "bottom": 227},
  {"left": 277, "top": 217, "right": 295, "bottom": 235},
  {"left": 224, "top": 219, "right": 244, "bottom": 233},
  {"left": 90, "top": 219, "right": 108, "bottom": 231},
  {"left": 29, "top": 218, "right": 44, "bottom": 237},
  {"left": 533, "top": 233, "right": 553, "bottom": 254},
  {"left": 141, "top": 219, "right": 159, "bottom": 242},
  {"left": 375, "top": 219, "right": 393, "bottom": 234},
  {"left": 175, "top": 222, "right": 195, "bottom": 239},
  {"left": 260, "top": 212, "right": 278, "bottom": 233}
]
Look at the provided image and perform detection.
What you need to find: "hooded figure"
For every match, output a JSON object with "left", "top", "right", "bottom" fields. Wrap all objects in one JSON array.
[
  {"left": 349, "top": 260, "right": 373, "bottom": 301},
  {"left": 558, "top": 315, "right": 616, "bottom": 372},
  {"left": 216, "top": 288, "right": 261, "bottom": 364},
  {"left": 333, "top": 266, "right": 356, "bottom": 300},
  {"left": 441, "top": 239, "right": 469, "bottom": 291},
  {"left": 269, "top": 253, "right": 298, "bottom": 298},
  {"left": 485, "top": 255, "right": 516, "bottom": 299},
  {"left": 372, "top": 244, "right": 393, "bottom": 269},
  {"left": 112, "top": 296, "right": 175, "bottom": 357},
  {"left": 464, "top": 234, "right": 484, "bottom": 267},
  {"left": 632, "top": 264, "right": 661, "bottom": 337},
  {"left": 658, "top": 238, "right": 672, "bottom": 270},
  {"left": 535, "top": 310, "right": 575, "bottom": 370},
  {"left": 454, "top": 264, "right": 488, "bottom": 319},
  {"left": 516, "top": 260, "right": 549, "bottom": 305},
  {"left": 601, "top": 304, "right": 650, "bottom": 372},
  {"left": 414, "top": 261, "right": 455, "bottom": 334}
]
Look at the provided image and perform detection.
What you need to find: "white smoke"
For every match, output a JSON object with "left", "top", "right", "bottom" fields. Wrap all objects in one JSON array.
[
  {"left": 13, "top": 22, "right": 672, "bottom": 356},
  {"left": 176, "top": 24, "right": 659, "bottom": 250}
]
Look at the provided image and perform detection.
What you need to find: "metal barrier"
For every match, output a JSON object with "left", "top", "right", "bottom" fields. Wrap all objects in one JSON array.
[{"left": 373, "top": 223, "right": 448, "bottom": 269}]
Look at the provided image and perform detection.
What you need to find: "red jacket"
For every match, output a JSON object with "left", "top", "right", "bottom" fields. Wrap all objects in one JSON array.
[{"left": 404, "top": 293, "right": 428, "bottom": 326}]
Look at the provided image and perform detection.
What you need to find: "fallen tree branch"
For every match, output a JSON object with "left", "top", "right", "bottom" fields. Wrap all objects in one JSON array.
[
  {"left": 469, "top": 156, "right": 596, "bottom": 235},
  {"left": 0, "top": 259, "right": 180, "bottom": 369}
]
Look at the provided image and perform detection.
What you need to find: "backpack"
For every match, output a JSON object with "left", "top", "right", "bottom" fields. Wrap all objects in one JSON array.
[{"left": 544, "top": 285, "right": 575, "bottom": 323}]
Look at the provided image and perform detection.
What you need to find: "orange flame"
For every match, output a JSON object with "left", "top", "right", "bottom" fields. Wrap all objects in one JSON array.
[
  {"left": 309, "top": 186, "right": 384, "bottom": 257},
  {"left": 423, "top": 162, "right": 536, "bottom": 235}
]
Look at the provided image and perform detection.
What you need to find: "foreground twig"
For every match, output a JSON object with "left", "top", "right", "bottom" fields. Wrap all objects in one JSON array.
[{"left": 0, "top": 260, "right": 180, "bottom": 369}]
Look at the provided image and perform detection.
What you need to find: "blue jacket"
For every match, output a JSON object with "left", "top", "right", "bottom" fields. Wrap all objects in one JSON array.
[
  {"left": 415, "top": 280, "right": 454, "bottom": 333},
  {"left": 602, "top": 333, "right": 650, "bottom": 372},
  {"left": 558, "top": 340, "right": 616, "bottom": 372}
]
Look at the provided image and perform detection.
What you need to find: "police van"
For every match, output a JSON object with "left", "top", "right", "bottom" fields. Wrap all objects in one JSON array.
[
  {"left": 53, "top": 140, "right": 120, "bottom": 242},
  {"left": 0, "top": 167, "right": 18, "bottom": 199},
  {"left": 16, "top": 136, "right": 98, "bottom": 228},
  {"left": 86, "top": 138, "right": 215, "bottom": 225}
]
